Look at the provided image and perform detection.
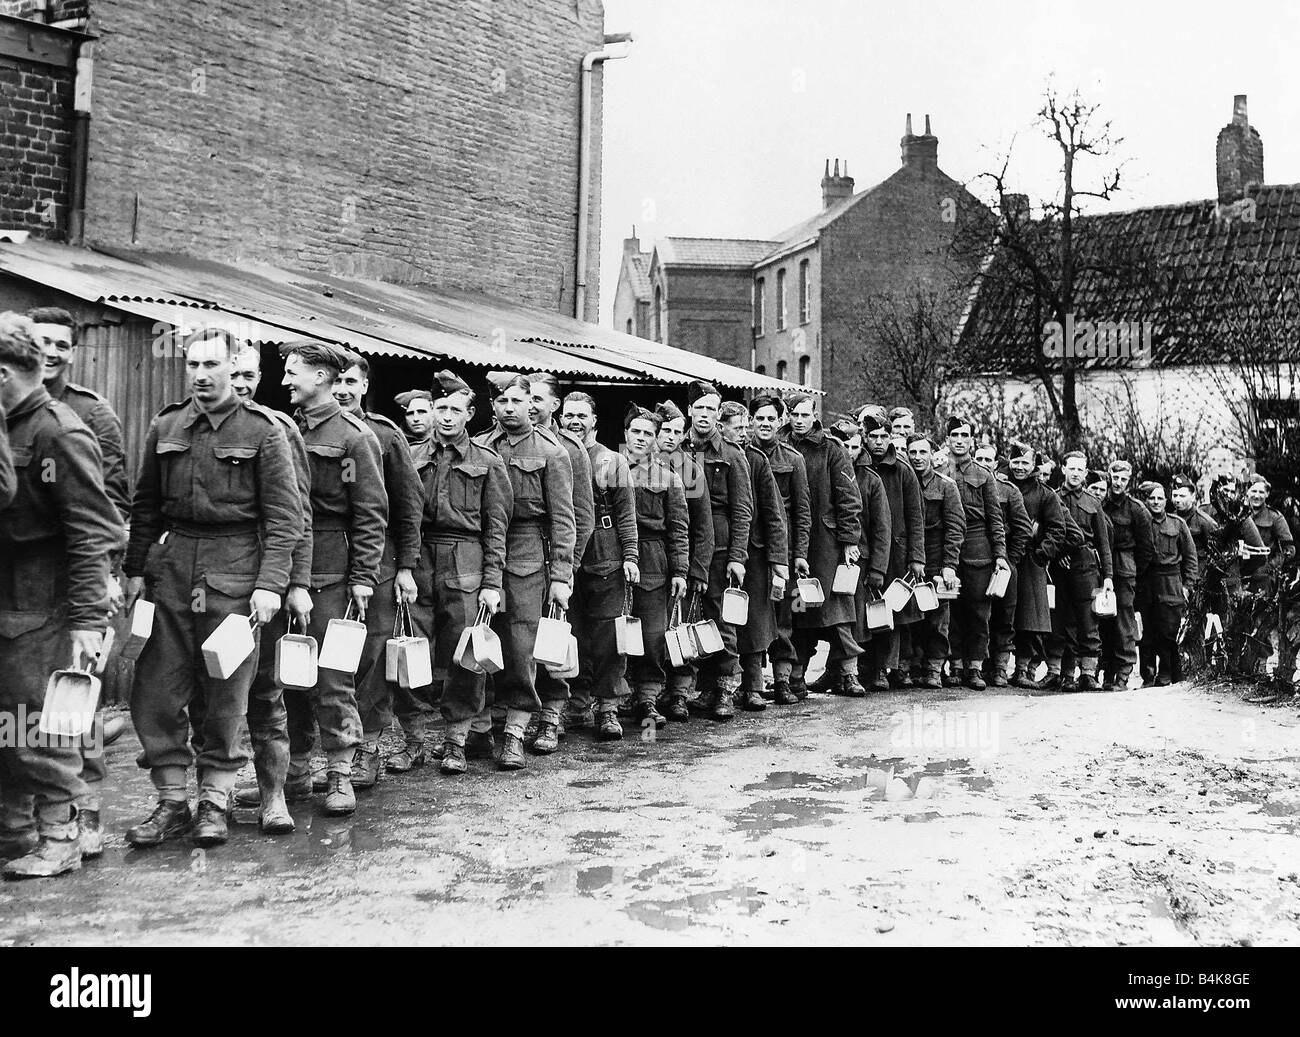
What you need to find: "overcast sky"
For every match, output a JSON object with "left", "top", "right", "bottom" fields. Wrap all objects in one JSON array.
[{"left": 598, "top": 0, "right": 1300, "bottom": 326}]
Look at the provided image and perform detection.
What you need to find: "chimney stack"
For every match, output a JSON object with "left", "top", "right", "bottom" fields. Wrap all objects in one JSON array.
[
  {"left": 821, "top": 158, "right": 855, "bottom": 209},
  {"left": 623, "top": 224, "right": 641, "bottom": 255},
  {"left": 1216, "top": 94, "right": 1263, "bottom": 203},
  {"left": 901, "top": 112, "right": 938, "bottom": 173}
]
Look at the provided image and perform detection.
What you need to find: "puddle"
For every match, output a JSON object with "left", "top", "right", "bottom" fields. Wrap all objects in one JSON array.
[
  {"left": 568, "top": 779, "right": 604, "bottom": 789},
  {"left": 745, "top": 757, "right": 993, "bottom": 801},
  {"left": 623, "top": 885, "right": 764, "bottom": 931},
  {"left": 730, "top": 796, "right": 846, "bottom": 835}
]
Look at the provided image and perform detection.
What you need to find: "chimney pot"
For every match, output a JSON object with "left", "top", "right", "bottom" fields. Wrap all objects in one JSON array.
[
  {"left": 1216, "top": 94, "right": 1263, "bottom": 202},
  {"left": 821, "top": 156, "right": 855, "bottom": 210}
]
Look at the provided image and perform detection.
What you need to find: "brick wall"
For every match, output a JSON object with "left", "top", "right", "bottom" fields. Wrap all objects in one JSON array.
[
  {"left": 658, "top": 265, "right": 753, "bottom": 368},
  {"left": 754, "top": 244, "right": 818, "bottom": 388},
  {"left": 79, "top": 0, "right": 606, "bottom": 319}
]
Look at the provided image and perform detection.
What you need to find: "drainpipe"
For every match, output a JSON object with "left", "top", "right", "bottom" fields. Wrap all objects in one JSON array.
[
  {"left": 68, "top": 39, "right": 93, "bottom": 244},
  {"left": 575, "top": 32, "right": 632, "bottom": 321}
]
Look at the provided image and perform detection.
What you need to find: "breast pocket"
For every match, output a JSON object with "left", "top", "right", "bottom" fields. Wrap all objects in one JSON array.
[
  {"left": 305, "top": 443, "right": 347, "bottom": 506},
  {"left": 156, "top": 439, "right": 191, "bottom": 502},
  {"left": 450, "top": 461, "right": 488, "bottom": 521},
  {"left": 508, "top": 455, "right": 546, "bottom": 503},
  {"left": 705, "top": 460, "right": 730, "bottom": 504},
  {"left": 211, "top": 445, "right": 258, "bottom": 503}
]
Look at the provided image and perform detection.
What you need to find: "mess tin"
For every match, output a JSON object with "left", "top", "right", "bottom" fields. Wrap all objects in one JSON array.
[
  {"left": 533, "top": 602, "right": 571, "bottom": 668},
  {"left": 386, "top": 602, "right": 433, "bottom": 688},
  {"left": 202, "top": 613, "right": 258, "bottom": 680},
  {"left": 685, "top": 592, "right": 723, "bottom": 656},
  {"left": 883, "top": 576, "right": 913, "bottom": 612},
  {"left": 615, "top": 587, "right": 644, "bottom": 656},
  {"left": 912, "top": 579, "right": 939, "bottom": 613},
  {"left": 721, "top": 575, "right": 749, "bottom": 626},
  {"left": 934, "top": 576, "right": 960, "bottom": 601},
  {"left": 664, "top": 600, "right": 696, "bottom": 667},
  {"left": 547, "top": 633, "right": 580, "bottom": 679},
  {"left": 1046, "top": 579, "right": 1057, "bottom": 610},
  {"left": 865, "top": 588, "right": 895, "bottom": 631},
  {"left": 987, "top": 566, "right": 1012, "bottom": 599},
  {"left": 770, "top": 573, "right": 787, "bottom": 601},
  {"left": 319, "top": 601, "right": 367, "bottom": 673},
  {"left": 120, "top": 598, "right": 155, "bottom": 662},
  {"left": 832, "top": 563, "right": 860, "bottom": 596},
  {"left": 275, "top": 616, "right": 318, "bottom": 690},
  {"left": 1092, "top": 586, "right": 1117, "bottom": 617},
  {"left": 40, "top": 627, "right": 112, "bottom": 738},
  {"left": 796, "top": 577, "right": 825, "bottom": 605}
]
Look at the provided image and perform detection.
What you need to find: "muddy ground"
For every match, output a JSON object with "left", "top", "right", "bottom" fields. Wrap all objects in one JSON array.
[{"left": 2, "top": 672, "right": 1298, "bottom": 946}]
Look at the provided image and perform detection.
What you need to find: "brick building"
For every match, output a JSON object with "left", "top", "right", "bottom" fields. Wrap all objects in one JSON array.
[
  {"left": 611, "top": 226, "right": 651, "bottom": 337},
  {"left": 624, "top": 117, "right": 990, "bottom": 417}
]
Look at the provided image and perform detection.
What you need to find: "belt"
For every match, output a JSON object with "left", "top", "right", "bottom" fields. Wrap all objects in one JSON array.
[
  {"left": 313, "top": 517, "right": 349, "bottom": 532},
  {"left": 510, "top": 519, "right": 545, "bottom": 532},
  {"left": 423, "top": 528, "right": 478, "bottom": 543},
  {"left": 169, "top": 519, "right": 259, "bottom": 537}
]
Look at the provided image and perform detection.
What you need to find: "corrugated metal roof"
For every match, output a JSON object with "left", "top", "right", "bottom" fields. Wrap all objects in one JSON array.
[{"left": 0, "top": 239, "right": 800, "bottom": 390}]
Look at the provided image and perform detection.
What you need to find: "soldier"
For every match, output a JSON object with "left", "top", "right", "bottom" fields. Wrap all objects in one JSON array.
[
  {"left": 654, "top": 400, "right": 714, "bottom": 721},
  {"left": 397, "top": 390, "right": 435, "bottom": 470},
  {"left": 785, "top": 393, "right": 869, "bottom": 698},
  {"left": 0, "top": 313, "right": 120, "bottom": 878},
  {"left": 905, "top": 434, "right": 964, "bottom": 688},
  {"left": 719, "top": 402, "right": 788, "bottom": 712},
  {"left": 474, "top": 372, "right": 576, "bottom": 767},
  {"left": 122, "top": 327, "right": 302, "bottom": 849},
  {"left": 1044, "top": 451, "right": 1114, "bottom": 692},
  {"left": 974, "top": 443, "right": 1033, "bottom": 687},
  {"left": 1006, "top": 443, "right": 1077, "bottom": 690},
  {"left": 858, "top": 407, "right": 925, "bottom": 691},
  {"left": 560, "top": 391, "right": 639, "bottom": 740},
  {"left": 681, "top": 381, "right": 753, "bottom": 719},
  {"left": 749, "top": 395, "right": 811, "bottom": 706},
  {"left": 1136, "top": 482, "right": 1197, "bottom": 686},
  {"left": 944, "top": 417, "right": 1009, "bottom": 689},
  {"left": 222, "top": 342, "right": 311, "bottom": 835},
  {"left": 280, "top": 342, "right": 388, "bottom": 816},
  {"left": 888, "top": 406, "right": 915, "bottom": 454},
  {"left": 333, "top": 354, "right": 422, "bottom": 786},
  {"left": 829, "top": 419, "right": 864, "bottom": 465},
  {"left": 1100, "top": 460, "right": 1155, "bottom": 691},
  {"left": 1170, "top": 474, "right": 1217, "bottom": 588},
  {"left": 413, "top": 372, "right": 512, "bottom": 774},
  {"left": 622, "top": 406, "right": 689, "bottom": 729},
  {"left": 0, "top": 397, "right": 12, "bottom": 508},
  {"left": 28, "top": 306, "right": 130, "bottom": 858},
  {"left": 526, "top": 373, "right": 595, "bottom": 741},
  {"left": 1244, "top": 477, "right": 1295, "bottom": 597}
]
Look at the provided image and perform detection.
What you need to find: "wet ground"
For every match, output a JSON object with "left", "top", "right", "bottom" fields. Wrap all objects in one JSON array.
[{"left": 3, "top": 672, "right": 1299, "bottom": 946}]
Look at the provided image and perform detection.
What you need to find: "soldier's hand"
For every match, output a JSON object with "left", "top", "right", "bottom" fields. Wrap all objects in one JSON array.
[
  {"left": 670, "top": 577, "right": 687, "bottom": 600},
  {"left": 105, "top": 574, "right": 125, "bottom": 617},
  {"left": 727, "top": 562, "right": 745, "bottom": 586},
  {"left": 479, "top": 587, "right": 502, "bottom": 616},
  {"left": 941, "top": 567, "right": 958, "bottom": 588},
  {"left": 689, "top": 578, "right": 708, "bottom": 597},
  {"left": 350, "top": 584, "right": 373, "bottom": 618},
  {"left": 843, "top": 545, "right": 861, "bottom": 565},
  {"left": 994, "top": 557, "right": 1011, "bottom": 574},
  {"left": 249, "top": 589, "right": 282, "bottom": 626},
  {"left": 773, "top": 563, "right": 790, "bottom": 583},
  {"left": 909, "top": 562, "right": 927, "bottom": 581},
  {"left": 623, "top": 560, "right": 641, "bottom": 585},
  {"left": 70, "top": 629, "right": 104, "bottom": 671},
  {"left": 123, "top": 576, "right": 145, "bottom": 611},
  {"left": 395, "top": 568, "right": 418, "bottom": 605},
  {"left": 548, "top": 581, "right": 572, "bottom": 611},
  {"left": 866, "top": 571, "right": 885, "bottom": 591},
  {"left": 286, "top": 586, "right": 313, "bottom": 626},
  {"left": 1102, "top": 577, "right": 1114, "bottom": 593},
  {"left": 794, "top": 557, "right": 811, "bottom": 578}
]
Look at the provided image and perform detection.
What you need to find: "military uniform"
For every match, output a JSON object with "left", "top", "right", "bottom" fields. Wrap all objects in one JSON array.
[
  {"left": 752, "top": 437, "right": 811, "bottom": 692},
  {"left": 738, "top": 444, "right": 788, "bottom": 703},
  {"left": 912, "top": 468, "right": 964, "bottom": 682},
  {"left": 1140, "top": 512, "right": 1197, "bottom": 684},
  {"left": 949, "top": 456, "right": 1007, "bottom": 678},
  {"left": 414, "top": 431, "right": 511, "bottom": 735},
  {"left": 1248, "top": 505, "right": 1295, "bottom": 597},
  {"left": 0, "top": 402, "right": 13, "bottom": 509},
  {"left": 47, "top": 371, "right": 130, "bottom": 519},
  {"left": 986, "top": 473, "right": 1033, "bottom": 684},
  {"left": 1048, "top": 486, "right": 1113, "bottom": 684},
  {"left": 1101, "top": 492, "right": 1155, "bottom": 687},
  {"left": 0, "top": 387, "right": 120, "bottom": 871},
  {"left": 127, "top": 394, "right": 301, "bottom": 805},
  {"left": 1174, "top": 504, "right": 1217, "bottom": 591},
  {"left": 283, "top": 398, "right": 387, "bottom": 783},
  {"left": 1009, "top": 474, "right": 1077, "bottom": 686},
  {"left": 473, "top": 423, "right": 576, "bottom": 730}
]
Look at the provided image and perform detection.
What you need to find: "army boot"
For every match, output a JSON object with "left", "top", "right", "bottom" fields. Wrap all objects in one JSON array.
[
  {"left": 988, "top": 653, "right": 1011, "bottom": 688},
  {"left": 596, "top": 708, "right": 623, "bottom": 741},
  {"left": 964, "top": 663, "right": 987, "bottom": 691},
  {"left": 464, "top": 730, "right": 496, "bottom": 759},
  {"left": 2, "top": 808, "right": 81, "bottom": 880},
  {"left": 915, "top": 661, "right": 944, "bottom": 690},
  {"left": 659, "top": 692, "right": 691, "bottom": 722},
  {"left": 352, "top": 742, "right": 382, "bottom": 789},
  {"left": 1011, "top": 660, "right": 1041, "bottom": 690},
  {"left": 789, "top": 669, "right": 809, "bottom": 700},
  {"left": 712, "top": 677, "right": 738, "bottom": 720},
  {"left": 192, "top": 799, "right": 229, "bottom": 848},
  {"left": 497, "top": 733, "right": 526, "bottom": 771},
  {"left": 739, "top": 679, "right": 768, "bottom": 711},
  {"left": 322, "top": 770, "right": 356, "bottom": 816},
  {"left": 126, "top": 800, "right": 192, "bottom": 848},
  {"left": 0, "top": 830, "right": 39, "bottom": 864},
  {"left": 1077, "top": 658, "right": 1102, "bottom": 692},
  {"left": 688, "top": 681, "right": 719, "bottom": 715},
  {"left": 838, "top": 667, "right": 868, "bottom": 697},
  {"left": 631, "top": 687, "right": 667, "bottom": 729}
]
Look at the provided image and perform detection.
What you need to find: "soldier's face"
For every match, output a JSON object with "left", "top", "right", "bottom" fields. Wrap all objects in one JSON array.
[
  {"left": 657, "top": 417, "right": 684, "bottom": 453},
  {"left": 1171, "top": 487, "right": 1194, "bottom": 511},
  {"left": 494, "top": 385, "right": 532, "bottom": 432},
  {"left": 1062, "top": 457, "right": 1087, "bottom": 489},
  {"left": 750, "top": 405, "right": 781, "bottom": 443},
  {"left": 626, "top": 417, "right": 657, "bottom": 459},
  {"left": 690, "top": 394, "right": 720, "bottom": 436},
  {"left": 720, "top": 412, "right": 748, "bottom": 447},
  {"left": 907, "top": 438, "right": 932, "bottom": 473},
  {"left": 1008, "top": 450, "right": 1036, "bottom": 481},
  {"left": 891, "top": 415, "right": 914, "bottom": 438},
  {"left": 529, "top": 384, "right": 559, "bottom": 425},
  {"left": 947, "top": 424, "right": 973, "bottom": 457},
  {"left": 31, "top": 322, "right": 73, "bottom": 385},
  {"left": 1146, "top": 487, "right": 1167, "bottom": 516},
  {"left": 789, "top": 401, "right": 815, "bottom": 436},
  {"left": 1108, "top": 469, "right": 1131, "bottom": 495},
  {"left": 186, "top": 337, "right": 234, "bottom": 407},
  {"left": 230, "top": 350, "right": 261, "bottom": 401},
  {"left": 432, "top": 393, "right": 471, "bottom": 439},
  {"left": 404, "top": 401, "right": 432, "bottom": 436},
  {"left": 282, "top": 355, "right": 329, "bottom": 407},
  {"left": 1246, "top": 482, "right": 1268, "bottom": 508},
  {"left": 864, "top": 428, "right": 890, "bottom": 458},
  {"left": 1087, "top": 479, "right": 1107, "bottom": 498},
  {"left": 844, "top": 434, "right": 862, "bottom": 463},
  {"left": 974, "top": 446, "right": 997, "bottom": 472},
  {"left": 333, "top": 365, "right": 368, "bottom": 412},
  {"left": 562, "top": 400, "right": 596, "bottom": 439}
]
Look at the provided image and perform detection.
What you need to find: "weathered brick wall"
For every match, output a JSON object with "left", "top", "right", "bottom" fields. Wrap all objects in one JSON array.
[
  {"left": 659, "top": 266, "right": 753, "bottom": 369},
  {"left": 754, "top": 243, "right": 819, "bottom": 388},
  {"left": 80, "top": 0, "right": 606, "bottom": 319}
]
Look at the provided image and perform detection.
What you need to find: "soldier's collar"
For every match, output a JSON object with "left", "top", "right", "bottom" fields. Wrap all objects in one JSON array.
[
  {"left": 435, "top": 431, "right": 470, "bottom": 455},
  {"left": 296, "top": 397, "right": 341, "bottom": 429},
  {"left": 7, "top": 385, "right": 51, "bottom": 421},
  {"left": 688, "top": 427, "right": 722, "bottom": 451},
  {"left": 44, "top": 370, "right": 70, "bottom": 398},
  {"left": 183, "top": 392, "right": 240, "bottom": 429}
]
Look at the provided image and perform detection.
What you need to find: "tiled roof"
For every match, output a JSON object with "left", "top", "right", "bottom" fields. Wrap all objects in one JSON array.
[
  {"left": 952, "top": 183, "right": 1300, "bottom": 373},
  {"left": 625, "top": 251, "right": 651, "bottom": 300},
  {"left": 655, "top": 237, "right": 779, "bottom": 268}
]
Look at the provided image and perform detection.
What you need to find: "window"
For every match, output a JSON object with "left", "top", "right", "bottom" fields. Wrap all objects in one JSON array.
[
  {"left": 626, "top": 319, "right": 633, "bottom": 335},
  {"left": 653, "top": 286, "right": 663, "bottom": 342},
  {"left": 754, "top": 277, "right": 765, "bottom": 336},
  {"left": 776, "top": 359, "right": 787, "bottom": 380},
  {"left": 799, "top": 259, "right": 810, "bottom": 324},
  {"left": 798, "top": 355, "right": 811, "bottom": 385},
  {"left": 776, "top": 268, "right": 787, "bottom": 331},
  {"left": 755, "top": 364, "right": 766, "bottom": 376}
]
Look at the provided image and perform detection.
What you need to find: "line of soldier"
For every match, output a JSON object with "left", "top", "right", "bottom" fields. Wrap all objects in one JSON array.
[{"left": 1, "top": 311, "right": 1296, "bottom": 880}]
